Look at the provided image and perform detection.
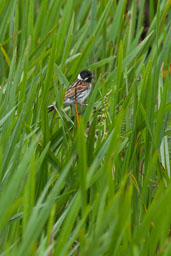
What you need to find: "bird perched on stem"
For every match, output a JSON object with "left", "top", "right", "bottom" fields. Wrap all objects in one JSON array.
[{"left": 48, "top": 70, "right": 93, "bottom": 112}]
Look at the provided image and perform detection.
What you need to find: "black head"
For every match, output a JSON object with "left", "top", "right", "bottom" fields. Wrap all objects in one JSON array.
[{"left": 78, "top": 70, "right": 93, "bottom": 83}]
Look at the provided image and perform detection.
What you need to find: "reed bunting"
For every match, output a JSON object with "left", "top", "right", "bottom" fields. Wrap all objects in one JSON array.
[{"left": 48, "top": 70, "right": 93, "bottom": 112}]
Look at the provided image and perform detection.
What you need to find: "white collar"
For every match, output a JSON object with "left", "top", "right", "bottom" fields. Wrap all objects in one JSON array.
[{"left": 77, "top": 74, "right": 83, "bottom": 80}]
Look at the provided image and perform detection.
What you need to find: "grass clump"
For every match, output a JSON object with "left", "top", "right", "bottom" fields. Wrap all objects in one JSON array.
[{"left": 0, "top": 0, "right": 171, "bottom": 255}]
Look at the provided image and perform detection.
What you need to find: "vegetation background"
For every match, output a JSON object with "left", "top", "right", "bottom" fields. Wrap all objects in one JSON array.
[{"left": 0, "top": 0, "right": 171, "bottom": 255}]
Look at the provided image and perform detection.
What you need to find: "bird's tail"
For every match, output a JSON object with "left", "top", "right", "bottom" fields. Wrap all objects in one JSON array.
[{"left": 48, "top": 104, "right": 55, "bottom": 113}]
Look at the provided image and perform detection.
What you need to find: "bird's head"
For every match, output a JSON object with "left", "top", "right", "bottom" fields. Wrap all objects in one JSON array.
[{"left": 77, "top": 70, "right": 93, "bottom": 83}]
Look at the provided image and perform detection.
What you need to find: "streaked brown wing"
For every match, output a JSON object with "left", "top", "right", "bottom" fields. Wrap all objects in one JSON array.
[{"left": 64, "top": 80, "right": 89, "bottom": 100}]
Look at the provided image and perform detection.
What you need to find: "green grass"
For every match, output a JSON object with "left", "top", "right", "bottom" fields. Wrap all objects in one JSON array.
[{"left": 0, "top": 0, "right": 171, "bottom": 255}]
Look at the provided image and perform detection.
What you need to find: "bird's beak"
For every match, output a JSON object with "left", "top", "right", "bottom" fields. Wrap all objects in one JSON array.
[{"left": 91, "top": 74, "right": 94, "bottom": 78}]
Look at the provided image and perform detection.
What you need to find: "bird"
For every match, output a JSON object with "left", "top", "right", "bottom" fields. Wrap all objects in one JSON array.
[{"left": 48, "top": 70, "right": 93, "bottom": 112}]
